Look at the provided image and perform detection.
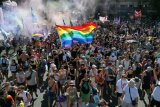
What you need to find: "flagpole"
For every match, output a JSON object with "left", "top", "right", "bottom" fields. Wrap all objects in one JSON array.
[
  {"left": 55, "top": 23, "right": 63, "bottom": 51},
  {"left": 62, "top": 19, "right": 66, "bottom": 25},
  {"left": 69, "top": 17, "right": 73, "bottom": 26}
]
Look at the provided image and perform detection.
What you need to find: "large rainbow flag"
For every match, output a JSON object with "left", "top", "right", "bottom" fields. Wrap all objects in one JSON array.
[{"left": 56, "top": 22, "right": 97, "bottom": 48}]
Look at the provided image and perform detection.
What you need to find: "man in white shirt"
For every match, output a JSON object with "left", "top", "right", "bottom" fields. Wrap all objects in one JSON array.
[
  {"left": 123, "top": 57, "right": 130, "bottom": 70},
  {"left": 25, "top": 65, "right": 38, "bottom": 98},
  {"left": 89, "top": 65, "right": 98, "bottom": 87},
  {"left": 151, "top": 81, "right": 160, "bottom": 107},
  {"left": 122, "top": 79, "right": 139, "bottom": 107},
  {"left": 116, "top": 74, "right": 128, "bottom": 107}
]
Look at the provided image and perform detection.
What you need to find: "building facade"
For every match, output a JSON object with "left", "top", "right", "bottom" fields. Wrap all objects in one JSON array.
[{"left": 97, "top": 0, "right": 153, "bottom": 16}]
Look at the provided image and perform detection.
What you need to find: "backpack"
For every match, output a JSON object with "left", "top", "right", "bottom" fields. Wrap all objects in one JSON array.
[
  {"left": 38, "top": 60, "right": 46, "bottom": 72},
  {"left": 68, "top": 88, "right": 77, "bottom": 102},
  {"left": 1, "top": 59, "right": 7, "bottom": 67},
  {"left": 25, "top": 91, "right": 32, "bottom": 102},
  {"left": 81, "top": 80, "right": 90, "bottom": 94}
]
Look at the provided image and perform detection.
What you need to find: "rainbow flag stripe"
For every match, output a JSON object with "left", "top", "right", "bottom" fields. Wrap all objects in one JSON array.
[
  {"left": 56, "top": 23, "right": 96, "bottom": 48},
  {"left": 32, "top": 33, "right": 44, "bottom": 37}
]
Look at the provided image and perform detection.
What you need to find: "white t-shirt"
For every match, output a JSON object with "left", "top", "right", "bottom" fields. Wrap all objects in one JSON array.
[
  {"left": 135, "top": 53, "right": 141, "bottom": 62},
  {"left": 123, "top": 60, "right": 130, "bottom": 70},
  {"left": 89, "top": 69, "right": 98, "bottom": 77},
  {"left": 116, "top": 79, "right": 128, "bottom": 93},
  {"left": 16, "top": 72, "right": 26, "bottom": 83},
  {"left": 10, "top": 65, "right": 17, "bottom": 72},
  {"left": 123, "top": 85, "right": 139, "bottom": 103},
  {"left": 25, "top": 70, "right": 37, "bottom": 85},
  {"left": 116, "top": 60, "right": 124, "bottom": 68}
]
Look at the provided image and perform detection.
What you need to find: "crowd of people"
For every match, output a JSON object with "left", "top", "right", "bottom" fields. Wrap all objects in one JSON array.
[{"left": 0, "top": 18, "right": 160, "bottom": 107}]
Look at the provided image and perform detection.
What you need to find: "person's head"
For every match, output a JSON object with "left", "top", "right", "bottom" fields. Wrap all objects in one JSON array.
[
  {"left": 147, "top": 59, "right": 152, "bottom": 64},
  {"left": 81, "top": 64, "right": 85, "bottom": 68},
  {"left": 147, "top": 66, "right": 152, "bottom": 72},
  {"left": 108, "top": 62, "right": 112, "bottom": 67},
  {"left": 1, "top": 82, "right": 10, "bottom": 92},
  {"left": 69, "top": 64, "right": 73, "bottom": 69},
  {"left": 92, "top": 65, "right": 97, "bottom": 69},
  {"left": 22, "top": 51, "right": 26, "bottom": 54},
  {"left": 69, "top": 81, "right": 75, "bottom": 88},
  {"left": 98, "top": 69, "right": 102, "bottom": 73},
  {"left": 119, "top": 65, "right": 123, "bottom": 70},
  {"left": 128, "top": 79, "right": 135, "bottom": 88},
  {"left": 51, "top": 64, "right": 57, "bottom": 71},
  {"left": 121, "top": 74, "right": 127, "bottom": 80},
  {"left": 18, "top": 67, "right": 23, "bottom": 72},
  {"left": 128, "top": 66, "right": 133, "bottom": 71},
  {"left": 17, "top": 85, "right": 25, "bottom": 93},
  {"left": 101, "top": 64, "right": 106, "bottom": 69},
  {"left": 29, "top": 66, "right": 33, "bottom": 71},
  {"left": 11, "top": 59, "right": 16, "bottom": 64},
  {"left": 134, "top": 77, "right": 140, "bottom": 82},
  {"left": 84, "top": 73, "right": 89, "bottom": 79},
  {"left": 31, "top": 64, "right": 36, "bottom": 70},
  {"left": 81, "top": 56, "right": 85, "bottom": 59}
]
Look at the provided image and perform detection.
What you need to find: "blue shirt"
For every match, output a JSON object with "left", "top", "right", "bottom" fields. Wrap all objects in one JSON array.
[
  {"left": 152, "top": 85, "right": 160, "bottom": 102},
  {"left": 123, "top": 85, "right": 139, "bottom": 103}
]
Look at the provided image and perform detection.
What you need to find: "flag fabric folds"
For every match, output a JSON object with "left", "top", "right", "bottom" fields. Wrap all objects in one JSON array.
[
  {"left": 62, "top": 19, "right": 66, "bottom": 25},
  {"left": 56, "top": 23, "right": 96, "bottom": 48},
  {"left": 32, "top": 33, "right": 44, "bottom": 37},
  {"left": 69, "top": 18, "right": 73, "bottom": 26}
]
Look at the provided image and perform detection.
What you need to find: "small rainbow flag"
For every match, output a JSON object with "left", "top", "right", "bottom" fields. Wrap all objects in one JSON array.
[
  {"left": 32, "top": 33, "right": 44, "bottom": 37},
  {"left": 56, "top": 22, "right": 96, "bottom": 48}
]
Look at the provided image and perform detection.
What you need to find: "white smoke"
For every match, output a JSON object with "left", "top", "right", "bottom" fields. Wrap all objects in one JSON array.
[{"left": 1, "top": 0, "right": 98, "bottom": 37}]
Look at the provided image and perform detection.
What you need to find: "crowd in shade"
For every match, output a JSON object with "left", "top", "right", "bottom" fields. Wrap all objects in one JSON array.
[{"left": 0, "top": 17, "right": 160, "bottom": 107}]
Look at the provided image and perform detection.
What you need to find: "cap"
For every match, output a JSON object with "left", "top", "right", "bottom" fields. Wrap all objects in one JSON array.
[
  {"left": 92, "top": 65, "right": 97, "bottom": 68},
  {"left": 128, "top": 79, "right": 135, "bottom": 88},
  {"left": 119, "top": 65, "right": 123, "bottom": 68},
  {"left": 69, "top": 81, "right": 75, "bottom": 86},
  {"left": 101, "top": 64, "right": 106, "bottom": 68},
  {"left": 157, "top": 81, "right": 160, "bottom": 86},
  {"left": 108, "top": 62, "right": 112, "bottom": 65},
  {"left": 147, "top": 66, "right": 152, "bottom": 71}
]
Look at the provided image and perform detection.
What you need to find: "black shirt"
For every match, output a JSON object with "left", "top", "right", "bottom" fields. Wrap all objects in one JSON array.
[{"left": 0, "top": 98, "right": 6, "bottom": 107}]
